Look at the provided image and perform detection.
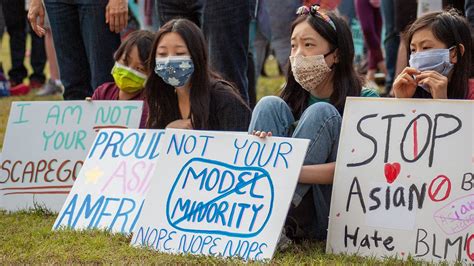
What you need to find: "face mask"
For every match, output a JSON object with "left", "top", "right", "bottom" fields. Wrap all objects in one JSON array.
[
  {"left": 154, "top": 56, "right": 194, "bottom": 87},
  {"left": 112, "top": 62, "right": 147, "bottom": 93},
  {"left": 409, "top": 47, "right": 454, "bottom": 92},
  {"left": 290, "top": 54, "right": 332, "bottom": 92}
]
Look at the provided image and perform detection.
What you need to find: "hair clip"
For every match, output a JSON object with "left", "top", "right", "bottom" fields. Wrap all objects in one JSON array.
[
  {"left": 296, "top": 4, "right": 336, "bottom": 31},
  {"left": 296, "top": 6, "right": 310, "bottom": 16}
]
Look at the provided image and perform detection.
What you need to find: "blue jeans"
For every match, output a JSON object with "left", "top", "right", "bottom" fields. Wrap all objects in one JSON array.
[
  {"left": 3, "top": 0, "right": 46, "bottom": 85},
  {"left": 338, "top": 0, "right": 357, "bottom": 23},
  {"left": 381, "top": 0, "right": 400, "bottom": 91},
  {"left": 44, "top": 0, "right": 120, "bottom": 100},
  {"left": 203, "top": 0, "right": 249, "bottom": 103},
  {"left": 248, "top": 96, "right": 342, "bottom": 240},
  {"left": 156, "top": 0, "right": 250, "bottom": 103},
  {"left": 156, "top": 0, "right": 205, "bottom": 27}
]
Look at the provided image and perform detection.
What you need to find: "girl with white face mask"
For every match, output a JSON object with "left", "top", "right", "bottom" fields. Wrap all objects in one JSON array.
[
  {"left": 393, "top": 9, "right": 473, "bottom": 99},
  {"left": 248, "top": 5, "right": 378, "bottom": 242}
]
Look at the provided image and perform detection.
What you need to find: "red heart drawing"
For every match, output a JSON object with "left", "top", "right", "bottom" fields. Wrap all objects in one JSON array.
[{"left": 384, "top": 163, "right": 401, "bottom": 184}]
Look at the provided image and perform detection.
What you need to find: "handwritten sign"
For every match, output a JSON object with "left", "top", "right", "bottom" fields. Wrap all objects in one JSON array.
[
  {"left": 327, "top": 98, "right": 474, "bottom": 263},
  {"left": 53, "top": 129, "right": 164, "bottom": 233},
  {"left": 131, "top": 129, "right": 309, "bottom": 260},
  {"left": 0, "top": 101, "right": 143, "bottom": 211}
]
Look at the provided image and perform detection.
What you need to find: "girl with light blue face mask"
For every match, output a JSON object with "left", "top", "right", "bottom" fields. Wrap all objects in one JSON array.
[
  {"left": 393, "top": 9, "right": 472, "bottom": 100},
  {"left": 144, "top": 19, "right": 251, "bottom": 131}
]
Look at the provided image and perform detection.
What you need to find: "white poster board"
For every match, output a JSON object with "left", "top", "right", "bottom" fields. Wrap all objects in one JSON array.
[
  {"left": 53, "top": 129, "right": 164, "bottom": 233},
  {"left": 0, "top": 101, "right": 143, "bottom": 211},
  {"left": 327, "top": 98, "right": 474, "bottom": 263},
  {"left": 131, "top": 129, "right": 309, "bottom": 260}
]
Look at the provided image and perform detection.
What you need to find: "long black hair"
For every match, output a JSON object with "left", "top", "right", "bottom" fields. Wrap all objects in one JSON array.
[
  {"left": 404, "top": 9, "right": 472, "bottom": 99},
  {"left": 280, "top": 11, "right": 362, "bottom": 118},
  {"left": 145, "top": 19, "right": 244, "bottom": 129}
]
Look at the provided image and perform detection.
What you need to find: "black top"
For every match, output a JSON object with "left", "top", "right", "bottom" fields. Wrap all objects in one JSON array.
[{"left": 207, "top": 81, "right": 251, "bottom": 131}]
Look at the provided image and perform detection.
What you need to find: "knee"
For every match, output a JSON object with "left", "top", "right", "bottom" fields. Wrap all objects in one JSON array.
[
  {"left": 253, "top": 96, "right": 286, "bottom": 114},
  {"left": 301, "top": 102, "right": 340, "bottom": 122}
]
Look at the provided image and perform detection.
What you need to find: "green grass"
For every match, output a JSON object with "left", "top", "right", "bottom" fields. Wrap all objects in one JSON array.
[
  {"left": 0, "top": 208, "right": 414, "bottom": 264},
  {"left": 0, "top": 34, "right": 409, "bottom": 264}
]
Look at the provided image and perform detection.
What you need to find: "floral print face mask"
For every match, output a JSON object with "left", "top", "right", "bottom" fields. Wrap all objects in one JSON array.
[{"left": 154, "top": 56, "right": 194, "bottom": 87}]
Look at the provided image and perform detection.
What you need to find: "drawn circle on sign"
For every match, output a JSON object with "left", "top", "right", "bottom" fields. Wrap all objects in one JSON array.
[
  {"left": 428, "top": 175, "right": 451, "bottom": 202},
  {"left": 467, "top": 234, "right": 474, "bottom": 261},
  {"left": 165, "top": 158, "right": 274, "bottom": 238}
]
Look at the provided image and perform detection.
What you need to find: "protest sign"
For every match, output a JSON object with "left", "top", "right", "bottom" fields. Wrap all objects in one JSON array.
[
  {"left": 53, "top": 129, "right": 164, "bottom": 233},
  {"left": 131, "top": 129, "right": 309, "bottom": 260},
  {"left": 327, "top": 98, "right": 474, "bottom": 263},
  {"left": 0, "top": 101, "right": 143, "bottom": 211}
]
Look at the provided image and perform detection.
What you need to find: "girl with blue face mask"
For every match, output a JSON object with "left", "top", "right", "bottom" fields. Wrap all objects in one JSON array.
[
  {"left": 393, "top": 9, "right": 473, "bottom": 99},
  {"left": 145, "top": 19, "right": 251, "bottom": 131}
]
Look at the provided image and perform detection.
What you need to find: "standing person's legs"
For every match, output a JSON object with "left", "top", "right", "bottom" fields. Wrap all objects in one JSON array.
[
  {"left": 0, "top": 1, "right": 4, "bottom": 73},
  {"left": 29, "top": 23, "right": 46, "bottom": 88},
  {"left": 381, "top": 0, "right": 399, "bottom": 94},
  {"left": 394, "top": 0, "right": 417, "bottom": 78},
  {"left": 266, "top": 0, "right": 297, "bottom": 76},
  {"left": 44, "top": 1, "right": 90, "bottom": 100},
  {"left": 155, "top": 0, "right": 205, "bottom": 27},
  {"left": 78, "top": 1, "right": 120, "bottom": 95},
  {"left": 355, "top": 0, "right": 384, "bottom": 80},
  {"left": 253, "top": 29, "right": 270, "bottom": 81},
  {"left": 467, "top": 0, "right": 474, "bottom": 28},
  {"left": 204, "top": 0, "right": 250, "bottom": 103},
  {"left": 3, "top": 0, "right": 27, "bottom": 86},
  {"left": 36, "top": 9, "right": 63, "bottom": 97},
  {"left": 0, "top": 1, "right": 4, "bottom": 43},
  {"left": 338, "top": 0, "right": 357, "bottom": 23}
]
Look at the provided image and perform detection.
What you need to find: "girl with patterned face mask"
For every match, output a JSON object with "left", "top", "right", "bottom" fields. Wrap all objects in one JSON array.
[
  {"left": 145, "top": 19, "right": 251, "bottom": 131},
  {"left": 248, "top": 5, "right": 379, "bottom": 243},
  {"left": 393, "top": 9, "right": 472, "bottom": 99},
  {"left": 90, "top": 30, "right": 155, "bottom": 128}
]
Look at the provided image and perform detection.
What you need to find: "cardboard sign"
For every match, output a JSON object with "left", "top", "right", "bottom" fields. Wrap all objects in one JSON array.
[
  {"left": 53, "top": 129, "right": 164, "bottom": 233},
  {"left": 131, "top": 129, "right": 309, "bottom": 260},
  {"left": 0, "top": 101, "right": 143, "bottom": 211},
  {"left": 327, "top": 98, "right": 474, "bottom": 263}
]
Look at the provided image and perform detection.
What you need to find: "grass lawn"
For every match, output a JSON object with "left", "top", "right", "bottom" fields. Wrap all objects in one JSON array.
[{"left": 0, "top": 33, "right": 410, "bottom": 264}]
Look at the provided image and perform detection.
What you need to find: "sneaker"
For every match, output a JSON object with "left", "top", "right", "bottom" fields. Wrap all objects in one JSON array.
[
  {"left": 29, "top": 79, "right": 45, "bottom": 90},
  {"left": 276, "top": 227, "right": 293, "bottom": 251},
  {"left": 36, "top": 79, "right": 64, "bottom": 96},
  {"left": 0, "top": 72, "right": 9, "bottom": 97},
  {"left": 9, "top": 83, "right": 30, "bottom": 96}
]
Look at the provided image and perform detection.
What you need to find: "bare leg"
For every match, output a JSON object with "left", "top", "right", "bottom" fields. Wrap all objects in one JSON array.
[{"left": 45, "top": 29, "right": 60, "bottom": 81}]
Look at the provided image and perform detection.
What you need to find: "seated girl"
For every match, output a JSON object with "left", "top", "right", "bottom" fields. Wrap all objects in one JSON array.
[
  {"left": 91, "top": 30, "right": 155, "bottom": 128},
  {"left": 393, "top": 9, "right": 473, "bottom": 100},
  {"left": 145, "top": 19, "right": 251, "bottom": 131},
  {"left": 248, "top": 5, "right": 378, "bottom": 242}
]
